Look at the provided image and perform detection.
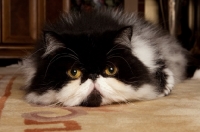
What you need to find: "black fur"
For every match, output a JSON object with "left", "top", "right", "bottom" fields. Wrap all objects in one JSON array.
[
  {"left": 28, "top": 28, "right": 150, "bottom": 97},
  {"left": 24, "top": 10, "right": 200, "bottom": 107},
  {"left": 80, "top": 89, "right": 102, "bottom": 107}
]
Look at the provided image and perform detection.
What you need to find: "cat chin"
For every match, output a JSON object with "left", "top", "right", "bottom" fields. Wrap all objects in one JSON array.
[{"left": 25, "top": 76, "right": 167, "bottom": 107}]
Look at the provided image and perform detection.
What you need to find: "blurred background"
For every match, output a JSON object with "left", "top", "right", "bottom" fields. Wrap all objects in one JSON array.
[{"left": 0, "top": 0, "right": 200, "bottom": 66}]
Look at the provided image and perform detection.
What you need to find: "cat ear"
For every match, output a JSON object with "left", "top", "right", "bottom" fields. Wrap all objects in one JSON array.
[
  {"left": 42, "top": 31, "right": 65, "bottom": 58},
  {"left": 115, "top": 26, "right": 132, "bottom": 48}
]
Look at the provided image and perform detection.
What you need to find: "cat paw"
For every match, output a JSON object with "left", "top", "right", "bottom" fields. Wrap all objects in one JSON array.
[
  {"left": 163, "top": 68, "right": 174, "bottom": 96},
  {"left": 156, "top": 68, "right": 174, "bottom": 97}
]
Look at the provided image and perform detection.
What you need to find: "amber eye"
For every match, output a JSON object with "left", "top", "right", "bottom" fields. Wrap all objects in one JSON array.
[
  {"left": 67, "top": 68, "right": 82, "bottom": 79},
  {"left": 105, "top": 65, "right": 118, "bottom": 76}
]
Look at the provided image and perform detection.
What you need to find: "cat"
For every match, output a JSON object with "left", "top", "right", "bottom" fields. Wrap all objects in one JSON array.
[{"left": 23, "top": 9, "right": 200, "bottom": 107}]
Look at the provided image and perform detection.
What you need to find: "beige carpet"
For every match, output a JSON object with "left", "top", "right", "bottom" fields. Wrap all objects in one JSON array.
[{"left": 0, "top": 65, "right": 200, "bottom": 132}]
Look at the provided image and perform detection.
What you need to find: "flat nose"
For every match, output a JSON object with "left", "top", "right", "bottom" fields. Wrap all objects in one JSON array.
[{"left": 88, "top": 74, "right": 98, "bottom": 81}]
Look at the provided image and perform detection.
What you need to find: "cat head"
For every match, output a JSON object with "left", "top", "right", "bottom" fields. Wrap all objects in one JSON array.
[{"left": 25, "top": 26, "right": 154, "bottom": 107}]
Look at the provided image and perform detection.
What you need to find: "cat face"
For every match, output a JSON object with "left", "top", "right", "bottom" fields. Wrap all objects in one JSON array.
[{"left": 25, "top": 27, "right": 157, "bottom": 107}]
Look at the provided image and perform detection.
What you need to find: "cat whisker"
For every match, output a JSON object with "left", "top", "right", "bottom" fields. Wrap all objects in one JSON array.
[
  {"left": 100, "top": 84, "right": 130, "bottom": 105},
  {"left": 23, "top": 48, "right": 45, "bottom": 60},
  {"left": 66, "top": 48, "right": 79, "bottom": 57},
  {"left": 9, "top": 63, "right": 24, "bottom": 77},
  {"left": 44, "top": 54, "right": 79, "bottom": 79},
  {"left": 46, "top": 102, "right": 59, "bottom": 107},
  {"left": 65, "top": 53, "right": 79, "bottom": 61},
  {"left": 106, "top": 44, "right": 129, "bottom": 56},
  {"left": 50, "top": 53, "right": 79, "bottom": 63},
  {"left": 106, "top": 44, "right": 120, "bottom": 55},
  {"left": 107, "top": 48, "right": 130, "bottom": 56},
  {"left": 44, "top": 55, "right": 62, "bottom": 79},
  {"left": 117, "top": 100, "right": 130, "bottom": 105},
  {"left": 56, "top": 102, "right": 64, "bottom": 107},
  {"left": 60, "top": 102, "right": 65, "bottom": 107},
  {"left": 106, "top": 61, "right": 116, "bottom": 66},
  {"left": 10, "top": 48, "right": 46, "bottom": 77}
]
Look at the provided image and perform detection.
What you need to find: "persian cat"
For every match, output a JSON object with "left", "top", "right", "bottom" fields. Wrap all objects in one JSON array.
[{"left": 23, "top": 10, "right": 200, "bottom": 107}]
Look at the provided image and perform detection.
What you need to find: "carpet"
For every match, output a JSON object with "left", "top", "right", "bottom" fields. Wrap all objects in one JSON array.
[{"left": 0, "top": 65, "right": 200, "bottom": 132}]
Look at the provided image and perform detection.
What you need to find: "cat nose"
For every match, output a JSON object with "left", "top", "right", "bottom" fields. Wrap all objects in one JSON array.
[{"left": 89, "top": 74, "right": 98, "bottom": 81}]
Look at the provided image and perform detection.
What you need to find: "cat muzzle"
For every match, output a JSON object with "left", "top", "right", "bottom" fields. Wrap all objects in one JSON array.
[{"left": 80, "top": 89, "right": 102, "bottom": 107}]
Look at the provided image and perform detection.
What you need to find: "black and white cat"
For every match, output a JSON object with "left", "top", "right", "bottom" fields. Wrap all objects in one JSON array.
[{"left": 23, "top": 10, "right": 200, "bottom": 107}]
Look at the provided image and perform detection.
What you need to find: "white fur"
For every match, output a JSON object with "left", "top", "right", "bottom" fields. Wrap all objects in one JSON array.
[
  {"left": 131, "top": 37, "right": 158, "bottom": 72},
  {"left": 95, "top": 76, "right": 159, "bottom": 105},
  {"left": 163, "top": 68, "right": 174, "bottom": 95},
  {"left": 43, "top": 44, "right": 64, "bottom": 58},
  {"left": 42, "top": 34, "right": 65, "bottom": 58},
  {"left": 25, "top": 75, "right": 162, "bottom": 106},
  {"left": 160, "top": 42, "right": 187, "bottom": 84},
  {"left": 23, "top": 10, "right": 194, "bottom": 106},
  {"left": 25, "top": 90, "right": 57, "bottom": 105},
  {"left": 192, "top": 69, "right": 200, "bottom": 79},
  {"left": 56, "top": 79, "right": 94, "bottom": 106}
]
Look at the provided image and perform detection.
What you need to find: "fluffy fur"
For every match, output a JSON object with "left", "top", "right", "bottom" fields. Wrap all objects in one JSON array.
[{"left": 23, "top": 10, "right": 200, "bottom": 107}]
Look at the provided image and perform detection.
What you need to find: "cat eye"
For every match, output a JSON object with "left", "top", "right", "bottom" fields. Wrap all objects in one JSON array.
[
  {"left": 67, "top": 68, "right": 82, "bottom": 79},
  {"left": 105, "top": 65, "right": 118, "bottom": 76}
]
